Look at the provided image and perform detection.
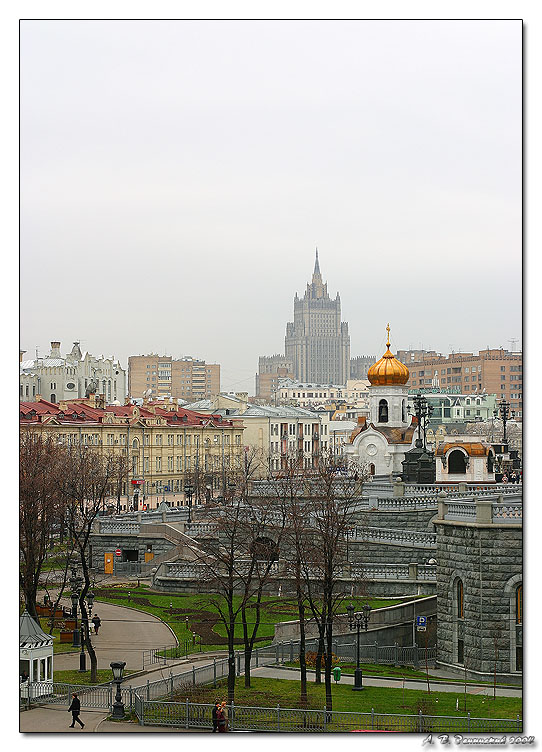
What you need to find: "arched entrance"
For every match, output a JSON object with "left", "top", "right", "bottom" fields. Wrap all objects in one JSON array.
[{"left": 448, "top": 449, "right": 467, "bottom": 474}]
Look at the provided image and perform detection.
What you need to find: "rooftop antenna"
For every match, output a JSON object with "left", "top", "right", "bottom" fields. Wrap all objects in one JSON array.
[{"left": 508, "top": 338, "right": 518, "bottom": 352}]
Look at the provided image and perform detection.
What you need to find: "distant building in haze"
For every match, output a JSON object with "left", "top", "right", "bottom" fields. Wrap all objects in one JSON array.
[{"left": 285, "top": 250, "right": 350, "bottom": 384}]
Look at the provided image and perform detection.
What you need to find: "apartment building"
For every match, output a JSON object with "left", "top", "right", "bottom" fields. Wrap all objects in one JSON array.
[
  {"left": 255, "top": 355, "right": 294, "bottom": 401},
  {"left": 20, "top": 395, "right": 243, "bottom": 504},
  {"left": 185, "top": 392, "right": 327, "bottom": 476},
  {"left": 128, "top": 354, "right": 220, "bottom": 402},
  {"left": 406, "top": 349, "right": 523, "bottom": 418}
]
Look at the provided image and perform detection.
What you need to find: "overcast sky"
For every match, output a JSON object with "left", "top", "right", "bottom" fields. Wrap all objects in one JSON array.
[{"left": 20, "top": 19, "right": 522, "bottom": 392}]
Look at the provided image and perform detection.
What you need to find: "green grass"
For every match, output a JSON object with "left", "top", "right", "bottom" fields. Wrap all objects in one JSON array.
[
  {"left": 39, "top": 618, "right": 80, "bottom": 654},
  {"left": 173, "top": 676, "right": 521, "bottom": 721},
  {"left": 92, "top": 584, "right": 415, "bottom": 652},
  {"left": 53, "top": 669, "right": 135, "bottom": 685}
]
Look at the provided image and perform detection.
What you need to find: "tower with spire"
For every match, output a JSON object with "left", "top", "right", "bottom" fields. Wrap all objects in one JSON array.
[{"left": 285, "top": 249, "right": 350, "bottom": 384}]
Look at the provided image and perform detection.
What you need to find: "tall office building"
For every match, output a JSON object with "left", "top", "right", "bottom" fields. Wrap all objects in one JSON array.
[{"left": 285, "top": 251, "right": 350, "bottom": 384}]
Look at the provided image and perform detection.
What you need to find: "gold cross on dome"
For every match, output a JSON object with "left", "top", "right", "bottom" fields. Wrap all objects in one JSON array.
[{"left": 386, "top": 323, "right": 391, "bottom": 347}]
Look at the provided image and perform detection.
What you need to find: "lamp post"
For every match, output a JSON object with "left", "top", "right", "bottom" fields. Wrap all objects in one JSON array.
[
  {"left": 110, "top": 661, "right": 126, "bottom": 719},
  {"left": 494, "top": 397, "right": 515, "bottom": 450},
  {"left": 407, "top": 394, "right": 434, "bottom": 451},
  {"left": 346, "top": 602, "right": 372, "bottom": 690},
  {"left": 69, "top": 567, "right": 83, "bottom": 648},
  {"left": 184, "top": 483, "right": 194, "bottom": 524}
]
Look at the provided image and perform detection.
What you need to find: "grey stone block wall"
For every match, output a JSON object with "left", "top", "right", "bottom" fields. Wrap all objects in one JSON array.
[
  {"left": 435, "top": 520, "right": 522, "bottom": 680},
  {"left": 90, "top": 534, "right": 176, "bottom": 569}
]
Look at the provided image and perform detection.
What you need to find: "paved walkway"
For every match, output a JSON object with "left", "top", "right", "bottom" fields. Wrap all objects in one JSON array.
[
  {"left": 52, "top": 599, "right": 176, "bottom": 672},
  {"left": 251, "top": 666, "right": 522, "bottom": 697}
]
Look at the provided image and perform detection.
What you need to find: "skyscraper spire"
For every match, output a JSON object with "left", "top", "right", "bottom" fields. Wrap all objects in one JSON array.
[{"left": 314, "top": 247, "right": 321, "bottom": 276}]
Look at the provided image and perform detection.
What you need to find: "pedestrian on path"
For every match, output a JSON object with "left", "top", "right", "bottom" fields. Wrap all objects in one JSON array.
[
  {"left": 217, "top": 701, "right": 228, "bottom": 732},
  {"left": 212, "top": 700, "right": 220, "bottom": 732},
  {"left": 68, "top": 693, "right": 85, "bottom": 728},
  {"left": 92, "top": 615, "right": 101, "bottom": 634}
]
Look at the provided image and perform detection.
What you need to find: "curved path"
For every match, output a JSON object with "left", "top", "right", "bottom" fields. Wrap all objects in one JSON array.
[{"left": 53, "top": 600, "right": 175, "bottom": 672}]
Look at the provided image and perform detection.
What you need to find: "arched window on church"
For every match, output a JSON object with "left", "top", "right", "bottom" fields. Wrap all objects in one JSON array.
[
  {"left": 448, "top": 449, "right": 467, "bottom": 474},
  {"left": 378, "top": 399, "right": 389, "bottom": 423},
  {"left": 402, "top": 399, "right": 407, "bottom": 422}
]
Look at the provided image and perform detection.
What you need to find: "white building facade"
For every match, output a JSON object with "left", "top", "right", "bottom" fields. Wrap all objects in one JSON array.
[{"left": 20, "top": 341, "right": 126, "bottom": 405}]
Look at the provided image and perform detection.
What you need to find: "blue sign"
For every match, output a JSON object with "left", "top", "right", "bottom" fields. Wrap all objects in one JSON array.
[{"left": 416, "top": 616, "right": 427, "bottom": 626}]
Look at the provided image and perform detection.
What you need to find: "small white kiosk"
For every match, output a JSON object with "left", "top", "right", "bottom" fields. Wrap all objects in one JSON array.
[{"left": 20, "top": 609, "right": 54, "bottom": 696}]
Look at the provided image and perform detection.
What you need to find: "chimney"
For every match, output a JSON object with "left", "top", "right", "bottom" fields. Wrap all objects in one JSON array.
[{"left": 50, "top": 341, "right": 61, "bottom": 358}]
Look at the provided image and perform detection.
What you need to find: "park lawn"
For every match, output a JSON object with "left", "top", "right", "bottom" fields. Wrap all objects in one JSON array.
[
  {"left": 93, "top": 584, "right": 411, "bottom": 651},
  {"left": 182, "top": 677, "right": 521, "bottom": 720},
  {"left": 53, "top": 669, "right": 136, "bottom": 685}
]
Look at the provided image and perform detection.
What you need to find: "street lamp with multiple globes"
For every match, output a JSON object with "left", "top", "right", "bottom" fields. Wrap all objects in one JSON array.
[
  {"left": 110, "top": 661, "right": 126, "bottom": 719},
  {"left": 184, "top": 482, "right": 194, "bottom": 524},
  {"left": 407, "top": 393, "right": 434, "bottom": 451},
  {"left": 346, "top": 602, "right": 372, "bottom": 690},
  {"left": 494, "top": 397, "right": 515, "bottom": 449}
]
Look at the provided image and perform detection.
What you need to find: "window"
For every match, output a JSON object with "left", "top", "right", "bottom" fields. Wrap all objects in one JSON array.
[
  {"left": 156, "top": 457, "right": 162, "bottom": 472},
  {"left": 378, "top": 399, "right": 389, "bottom": 423},
  {"left": 457, "top": 579, "right": 464, "bottom": 619},
  {"left": 516, "top": 585, "right": 522, "bottom": 625}
]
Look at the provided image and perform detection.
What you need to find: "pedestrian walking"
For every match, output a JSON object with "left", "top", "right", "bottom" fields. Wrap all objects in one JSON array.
[
  {"left": 217, "top": 701, "right": 229, "bottom": 732},
  {"left": 91, "top": 615, "right": 101, "bottom": 634},
  {"left": 68, "top": 693, "right": 85, "bottom": 728},
  {"left": 212, "top": 700, "right": 220, "bottom": 732}
]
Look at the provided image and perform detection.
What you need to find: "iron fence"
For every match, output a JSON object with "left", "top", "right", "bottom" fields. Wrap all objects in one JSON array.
[{"left": 133, "top": 695, "right": 522, "bottom": 733}]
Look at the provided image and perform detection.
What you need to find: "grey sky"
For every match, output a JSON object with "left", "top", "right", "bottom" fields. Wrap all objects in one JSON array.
[{"left": 20, "top": 20, "right": 522, "bottom": 392}]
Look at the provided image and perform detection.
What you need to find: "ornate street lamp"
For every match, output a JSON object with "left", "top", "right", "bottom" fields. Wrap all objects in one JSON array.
[
  {"left": 494, "top": 397, "right": 515, "bottom": 450},
  {"left": 346, "top": 602, "right": 372, "bottom": 690},
  {"left": 407, "top": 394, "right": 434, "bottom": 451},
  {"left": 184, "top": 483, "right": 194, "bottom": 524},
  {"left": 70, "top": 590, "right": 80, "bottom": 648},
  {"left": 110, "top": 661, "right": 126, "bottom": 719}
]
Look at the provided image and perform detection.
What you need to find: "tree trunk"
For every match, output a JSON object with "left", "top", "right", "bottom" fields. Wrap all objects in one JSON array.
[
  {"left": 227, "top": 607, "right": 236, "bottom": 703},
  {"left": 241, "top": 606, "right": 251, "bottom": 688},
  {"left": 315, "top": 630, "right": 324, "bottom": 684},
  {"left": 298, "top": 589, "right": 308, "bottom": 705},
  {"left": 324, "top": 618, "right": 333, "bottom": 711}
]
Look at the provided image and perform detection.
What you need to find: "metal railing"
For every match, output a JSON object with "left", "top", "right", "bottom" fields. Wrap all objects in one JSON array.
[{"left": 133, "top": 696, "right": 521, "bottom": 733}]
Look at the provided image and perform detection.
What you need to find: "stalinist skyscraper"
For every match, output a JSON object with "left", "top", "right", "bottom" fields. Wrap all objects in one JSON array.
[{"left": 285, "top": 250, "right": 350, "bottom": 384}]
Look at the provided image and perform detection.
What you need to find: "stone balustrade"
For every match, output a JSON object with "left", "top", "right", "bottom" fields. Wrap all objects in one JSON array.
[
  {"left": 98, "top": 520, "right": 141, "bottom": 535},
  {"left": 440, "top": 496, "right": 522, "bottom": 525},
  {"left": 350, "top": 526, "right": 436, "bottom": 548}
]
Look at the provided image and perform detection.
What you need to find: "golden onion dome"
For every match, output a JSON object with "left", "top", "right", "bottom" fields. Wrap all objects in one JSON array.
[{"left": 367, "top": 324, "right": 410, "bottom": 386}]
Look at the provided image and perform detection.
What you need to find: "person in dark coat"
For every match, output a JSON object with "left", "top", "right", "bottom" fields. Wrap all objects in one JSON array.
[
  {"left": 91, "top": 615, "right": 101, "bottom": 634},
  {"left": 68, "top": 693, "right": 85, "bottom": 728},
  {"left": 212, "top": 700, "right": 220, "bottom": 732}
]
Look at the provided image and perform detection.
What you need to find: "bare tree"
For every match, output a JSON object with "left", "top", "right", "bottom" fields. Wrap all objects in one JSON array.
[
  {"left": 19, "top": 432, "right": 67, "bottom": 620},
  {"left": 298, "top": 452, "right": 368, "bottom": 711},
  {"left": 62, "top": 446, "right": 116, "bottom": 681},
  {"left": 269, "top": 456, "right": 311, "bottom": 703}
]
